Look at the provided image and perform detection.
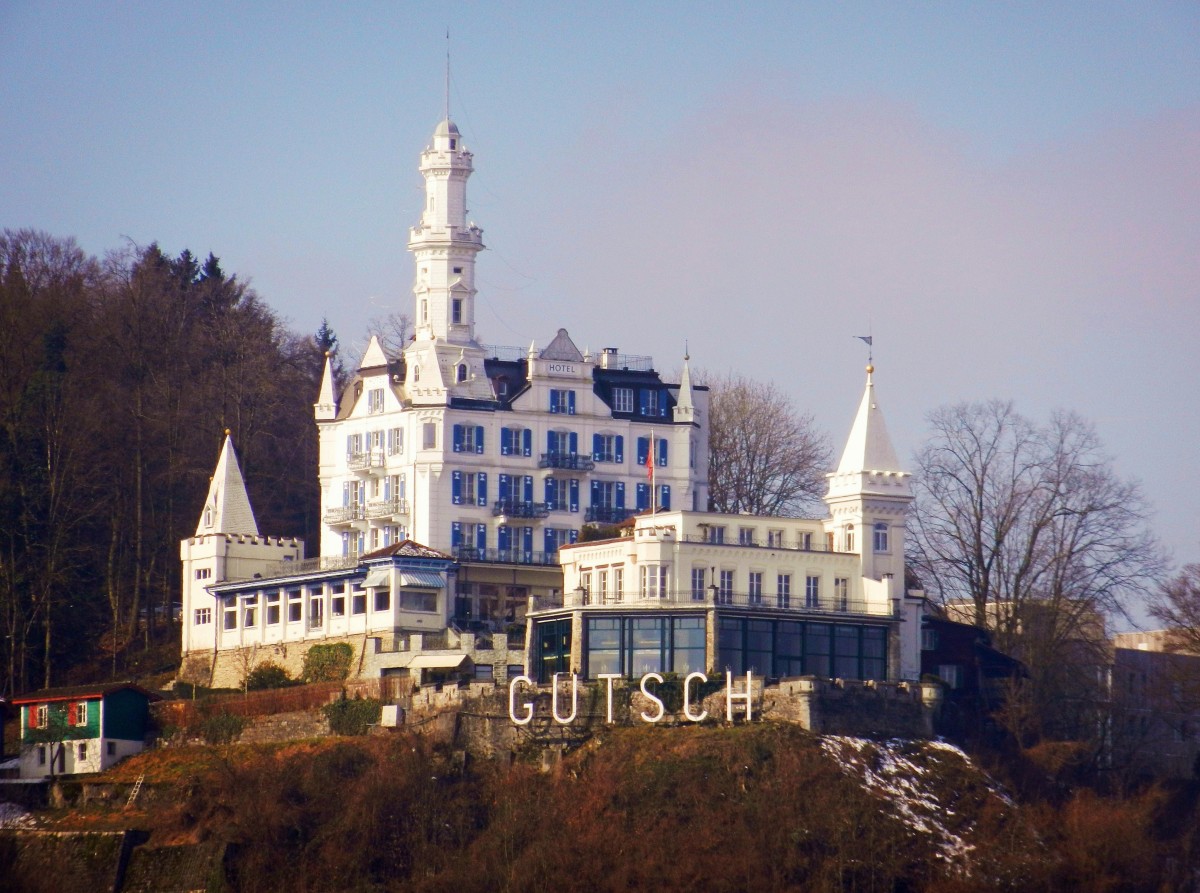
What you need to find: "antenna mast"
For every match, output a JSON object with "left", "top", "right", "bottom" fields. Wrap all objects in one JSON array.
[{"left": 444, "top": 28, "right": 451, "bottom": 122}]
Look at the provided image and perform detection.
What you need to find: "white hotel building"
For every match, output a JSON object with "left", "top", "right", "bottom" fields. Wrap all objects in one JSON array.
[{"left": 180, "top": 111, "right": 709, "bottom": 680}]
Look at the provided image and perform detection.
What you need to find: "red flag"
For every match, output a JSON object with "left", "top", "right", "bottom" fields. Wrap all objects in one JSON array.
[{"left": 645, "top": 437, "right": 654, "bottom": 481}]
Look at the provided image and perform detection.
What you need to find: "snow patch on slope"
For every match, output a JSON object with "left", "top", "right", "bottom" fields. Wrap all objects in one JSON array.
[{"left": 820, "top": 736, "right": 1011, "bottom": 865}]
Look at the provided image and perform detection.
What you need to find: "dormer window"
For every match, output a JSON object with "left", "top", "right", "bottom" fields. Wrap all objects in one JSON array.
[
  {"left": 449, "top": 138, "right": 456, "bottom": 149},
  {"left": 456, "top": 364, "right": 468, "bottom": 383}
]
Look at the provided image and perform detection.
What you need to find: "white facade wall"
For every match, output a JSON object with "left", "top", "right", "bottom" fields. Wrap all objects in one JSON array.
[{"left": 180, "top": 534, "right": 303, "bottom": 655}]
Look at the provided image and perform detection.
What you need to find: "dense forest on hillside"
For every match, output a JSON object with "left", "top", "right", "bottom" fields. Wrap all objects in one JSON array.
[
  {"left": 0, "top": 230, "right": 323, "bottom": 693},
  {"left": 10, "top": 724, "right": 1200, "bottom": 892}
]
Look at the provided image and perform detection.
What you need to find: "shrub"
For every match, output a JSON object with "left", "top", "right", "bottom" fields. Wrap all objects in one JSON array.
[
  {"left": 200, "top": 713, "right": 247, "bottom": 745},
  {"left": 302, "top": 642, "right": 354, "bottom": 683},
  {"left": 323, "top": 697, "right": 381, "bottom": 736},
  {"left": 244, "top": 662, "right": 296, "bottom": 691}
]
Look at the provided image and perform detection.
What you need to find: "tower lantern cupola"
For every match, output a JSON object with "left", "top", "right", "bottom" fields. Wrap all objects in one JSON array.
[{"left": 409, "top": 117, "right": 484, "bottom": 346}]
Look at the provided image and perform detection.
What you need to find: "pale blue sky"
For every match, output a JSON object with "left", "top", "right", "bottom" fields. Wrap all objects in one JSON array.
[{"left": 3, "top": 2, "right": 1198, "bottom": 613}]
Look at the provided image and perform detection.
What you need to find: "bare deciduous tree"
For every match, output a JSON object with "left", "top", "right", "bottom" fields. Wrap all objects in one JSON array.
[
  {"left": 1149, "top": 564, "right": 1200, "bottom": 655},
  {"left": 705, "top": 372, "right": 832, "bottom": 516},
  {"left": 909, "top": 400, "right": 1165, "bottom": 740}
]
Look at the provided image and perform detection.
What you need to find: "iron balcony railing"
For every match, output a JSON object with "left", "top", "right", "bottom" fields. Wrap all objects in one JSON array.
[
  {"left": 453, "top": 546, "right": 560, "bottom": 567},
  {"left": 545, "top": 588, "right": 893, "bottom": 617},
  {"left": 323, "top": 504, "right": 365, "bottom": 524},
  {"left": 364, "top": 498, "right": 409, "bottom": 519},
  {"left": 346, "top": 450, "right": 385, "bottom": 472},
  {"left": 679, "top": 534, "right": 844, "bottom": 553},
  {"left": 492, "top": 500, "right": 551, "bottom": 519},
  {"left": 538, "top": 452, "right": 595, "bottom": 471}
]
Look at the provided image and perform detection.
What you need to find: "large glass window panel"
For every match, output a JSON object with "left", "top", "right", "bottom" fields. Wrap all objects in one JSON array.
[
  {"left": 862, "top": 626, "right": 887, "bottom": 680},
  {"left": 718, "top": 617, "right": 744, "bottom": 675},
  {"left": 586, "top": 618, "right": 623, "bottom": 678},
  {"left": 672, "top": 616, "right": 707, "bottom": 675},
  {"left": 834, "top": 625, "right": 860, "bottom": 678},
  {"left": 745, "top": 619, "right": 773, "bottom": 675},
  {"left": 629, "top": 618, "right": 666, "bottom": 676},
  {"left": 805, "top": 623, "right": 832, "bottom": 677}
]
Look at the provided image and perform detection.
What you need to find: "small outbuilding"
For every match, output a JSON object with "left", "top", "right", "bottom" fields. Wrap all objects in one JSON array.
[{"left": 11, "top": 683, "right": 160, "bottom": 778}]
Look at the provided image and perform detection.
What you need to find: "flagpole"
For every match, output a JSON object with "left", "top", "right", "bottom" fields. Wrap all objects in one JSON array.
[{"left": 649, "top": 429, "right": 656, "bottom": 514}]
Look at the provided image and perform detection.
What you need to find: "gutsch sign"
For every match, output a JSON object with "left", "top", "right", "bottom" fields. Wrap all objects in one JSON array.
[{"left": 508, "top": 671, "right": 754, "bottom": 726}]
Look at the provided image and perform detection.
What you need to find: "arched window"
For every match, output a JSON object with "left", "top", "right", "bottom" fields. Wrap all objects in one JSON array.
[
  {"left": 413, "top": 366, "right": 420, "bottom": 382},
  {"left": 844, "top": 524, "right": 855, "bottom": 552},
  {"left": 456, "top": 364, "right": 468, "bottom": 383}
]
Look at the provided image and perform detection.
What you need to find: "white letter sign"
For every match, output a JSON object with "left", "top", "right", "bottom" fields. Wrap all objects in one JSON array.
[
  {"left": 509, "top": 675, "right": 534, "bottom": 725},
  {"left": 640, "top": 672, "right": 665, "bottom": 723}
]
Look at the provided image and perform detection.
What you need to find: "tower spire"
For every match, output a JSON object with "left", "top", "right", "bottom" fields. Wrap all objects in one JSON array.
[{"left": 196, "top": 431, "right": 260, "bottom": 536}]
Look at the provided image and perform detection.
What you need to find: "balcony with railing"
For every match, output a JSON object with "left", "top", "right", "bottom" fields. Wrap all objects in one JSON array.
[
  {"left": 261, "top": 554, "right": 361, "bottom": 579},
  {"left": 323, "top": 504, "right": 365, "bottom": 525},
  {"left": 538, "top": 452, "right": 595, "bottom": 472},
  {"left": 679, "top": 534, "right": 844, "bottom": 553},
  {"left": 585, "top": 505, "right": 635, "bottom": 524},
  {"left": 453, "top": 546, "right": 561, "bottom": 567},
  {"left": 346, "top": 450, "right": 385, "bottom": 474},
  {"left": 365, "top": 498, "right": 409, "bottom": 519},
  {"left": 537, "top": 588, "right": 894, "bottom": 618},
  {"left": 492, "top": 500, "right": 550, "bottom": 519}
]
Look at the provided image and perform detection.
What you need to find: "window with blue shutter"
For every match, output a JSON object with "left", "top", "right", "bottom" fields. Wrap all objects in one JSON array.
[
  {"left": 568, "top": 391, "right": 576, "bottom": 415},
  {"left": 636, "top": 482, "right": 649, "bottom": 511},
  {"left": 522, "top": 475, "right": 533, "bottom": 502},
  {"left": 636, "top": 437, "right": 649, "bottom": 465},
  {"left": 476, "top": 523, "right": 487, "bottom": 552},
  {"left": 547, "top": 430, "right": 557, "bottom": 454},
  {"left": 522, "top": 429, "right": 532, "bottom": 457},
  {"left": 568, "top": 431, "right": 578, "bottom": 455},
  {"left": 475, "top": 426, "right": 485, "bottom": 454},
  {"left": 544, "top": 528, "right": 557, "bottom": 554},
  {"left": 569, "top": 479, "right": 579, "bottom": 513},
  {"left": 450, "top": 522, "right": 462, "bottom": 549},
  {"left": 590, "top": 480, "right": 600, "bottom": 507},
  {"left": 476, "top": 472, "right": 488, "bottom": 506},
  {"left": 342, "top": 482, "right": 350, "bottom": 506},
  {"left": 498, "top": 525, "right": 511, "bottom": 552},
  {"left": 592, "top": 433, "right": 602, "bottom": 462},
  {"left": 660, "top": 485, "right": 671, "bottom": 510},
  {"left": 451, "top": 470, "right": 463, "bottom": 505},
  {"left": 500, "top": 428, "right": 512, "bottom": 455},
  {"left": 522, "top": 526, "right": 533, "bottom": 558},
  {"left": 616, "top": 481, "right": 626, "bottom": 509},
  {"left": 615, "top": 435, "right": 624, "bottom": 463},
  {"left": 498, "top": 473, "right": 511, "bottom": 501},
  {"left": 452, "top": 425, "right": 464, "bottom": 452},
  {"left": 657, "top": 438, "right": 668, "bottom": 466},
  {"left": 568, "top": 529, "right": 578, "bottom": 545},
  {"left": 639, "top": 390, "right": 650, "bottom": 416}
]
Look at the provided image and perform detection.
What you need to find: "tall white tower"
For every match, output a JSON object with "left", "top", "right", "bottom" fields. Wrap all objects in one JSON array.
[{"left": 408, "top": 118, "right": 485, "bottom": 345}]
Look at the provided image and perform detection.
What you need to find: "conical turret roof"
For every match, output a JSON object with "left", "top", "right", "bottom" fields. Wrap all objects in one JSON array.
[{"left": 195, "top": 433, "right": 259, "bottom": 537}]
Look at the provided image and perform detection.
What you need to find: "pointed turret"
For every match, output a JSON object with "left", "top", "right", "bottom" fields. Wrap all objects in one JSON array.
[
  {"left": 360, "top": 335, "right": 388, "bottom": 370},
  {"left": 834, "top": 365, "right": 904, "bottom": 480},
  {"left": 314, "top": 352, "right": 337, "bottom": 421},
  {"left": 825, "top": 364, "right": 912, "bottom": 580},
  {"left": 673, "top": 351, "right": 695, "bottom": 424},
  {"left": 196, "top": 432, "right": 259, "bottom": 536}
]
